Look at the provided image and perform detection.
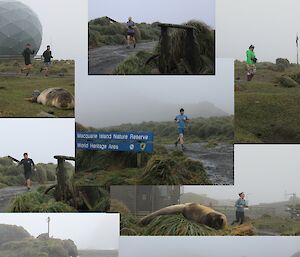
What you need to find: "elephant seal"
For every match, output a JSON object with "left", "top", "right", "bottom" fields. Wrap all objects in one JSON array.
[
  {"left": 140, "top": 203, "right": 227, "bottom": 230},
  {"left": 28, "top": 88, "right": 74, "bottom": 109}
]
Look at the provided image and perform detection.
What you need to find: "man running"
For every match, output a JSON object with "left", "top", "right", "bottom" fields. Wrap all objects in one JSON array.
[
  {"left": 246, "top": 45, "right": 257, "bottom": 81},
  {"left": 174, "top": 108, "right": 190, "bottom": 150},
  {"left": 40, "top": 45, "right": 53, "bottom": 77},
  {"left": 21, "top": 43, "right": 35, "bottom": 76},
  {"left": 18, "top": 153, "right": 36, "bottom": 191},
  {"left": 231, "top": 192, "right": 248, "bottom": 225},
  {"left": 126, "top": 17, "right": 136, "bottom": 49}
]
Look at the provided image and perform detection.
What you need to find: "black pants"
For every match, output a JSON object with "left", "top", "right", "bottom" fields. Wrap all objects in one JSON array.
[{"left": 232, "top": 211, "right": 245, "bottom": 225}]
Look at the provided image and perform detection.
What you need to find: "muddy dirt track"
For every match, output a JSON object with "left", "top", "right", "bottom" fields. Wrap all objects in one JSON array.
[
  {"left": 165, "top": 143, "right": 234, "bottom": 185},
  {"left": 88, "top": 41, "right": 158, "bottom": 75},
  {"left": 0, "top": 184, "right": 54, "bottom": 211}
]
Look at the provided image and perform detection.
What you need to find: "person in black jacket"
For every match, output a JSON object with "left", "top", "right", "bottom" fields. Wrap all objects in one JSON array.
[
  {"left": 40, "top": 45, "right": 53, "bottom": 76},
  {"left": 21, "top": 43, "right": 35, "bottom": 76},
  {"left": 18, "top": 153, "right": 37, "bottom": 191}
]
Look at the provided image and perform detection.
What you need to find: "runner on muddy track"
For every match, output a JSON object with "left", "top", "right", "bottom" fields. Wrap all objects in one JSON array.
[
  {"left": 18, "top": 153, "right": 36, "bottom": 191},
  {"left": 126, "top": 17, "right": 136, "bottom": 49},
  {"left": 174, "top": 108, "right": 190, "bottom": 151},
  {"left": 21, "top": 44, "right": 35, "bottom": 76}
]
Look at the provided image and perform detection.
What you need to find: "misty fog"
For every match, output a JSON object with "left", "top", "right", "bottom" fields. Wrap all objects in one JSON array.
[
  {"left": 76, "top": 59, "right": 233, "bottom": 128},
  {"left": 0, "top": 119, "right": 74, "bottom": 163},
  {"left": 120, "top": 237, "right": 300, "bottom": 257},
  {"left": 217, "top": 0, "right": 300, "bottom": 63},
  {"left": 185, "top": 144, "right": 300, "bottom": 205},
  {"left": 89, "top": 0, "right": 215, "bottom": 27},
  {"left": 0, "top": 213, "right": 119, "bottom": 250}
]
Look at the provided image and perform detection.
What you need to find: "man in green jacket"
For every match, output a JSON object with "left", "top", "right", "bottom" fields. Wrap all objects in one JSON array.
[{"left": 246, "top": 45, "right": 257, "bottom": 81}]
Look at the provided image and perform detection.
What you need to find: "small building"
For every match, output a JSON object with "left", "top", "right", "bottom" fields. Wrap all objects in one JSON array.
[{"left": 110, "top": 185, "right": 181, "bottom": 216}]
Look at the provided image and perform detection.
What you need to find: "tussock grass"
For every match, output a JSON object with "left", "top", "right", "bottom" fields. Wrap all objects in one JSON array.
[
  {"left": 113, "top": 20, "right": 215, "bottom": 74},
  {"left": 235, "top": 60, "right": 300, "bottom": 143},
  {"left": 89, "top": 17, "right": 160, "bottom": 48},
  {"left": 8, "top": 192, "right": 75, "bottom": 212}
]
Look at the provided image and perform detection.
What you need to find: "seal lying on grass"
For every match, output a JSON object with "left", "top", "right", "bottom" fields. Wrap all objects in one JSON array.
[
  {"left": 26, "top": 88, "right": 74, "bottom": 109},
  {"left": 140, "top": 203, "right": 227, "bottom": 229}
]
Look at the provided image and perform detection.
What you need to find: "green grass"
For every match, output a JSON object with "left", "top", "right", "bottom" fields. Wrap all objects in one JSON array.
[
  {"left": 88, "top": 17, "right": 160, "bottom": 48},
  {"left": 235, "top": 61, "right": 300, "bottom": 143},
  {"left": 75, "top": 150, "right": 210, "bottom": 186},
  {"left": 252, "top": 216, "right": 300, "bottom": 235},
  {"left": 0, "top": 59, "right": 74, "bottom": 117},
  {"left": 113, "top": 20, "right": 215, "bottom": 75},
  {"left": 77, "top": 116, "right": 234, "bottom": 145},
  {"left": 8, "top": 191, "right": 76, "bottom": 212}
]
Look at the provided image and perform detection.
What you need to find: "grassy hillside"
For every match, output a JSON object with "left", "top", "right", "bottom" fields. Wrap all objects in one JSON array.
[
  {"left": 0, "top": 224, "right": 78, "bottom": 257},
  {"left": 0, "top": 59, "right": 74, "bottom": 117},
  {"left": 0, "top": 157, "right": 58, "bottom": 189},
  {"left": 235, "top": 60, "right": 300, "bottom": 143},
  {"left": 113, "top": 20, "right": 215, "bottom": 74},
  {"left": 89, "top": 17, "right": 160, "bottom": 48}
]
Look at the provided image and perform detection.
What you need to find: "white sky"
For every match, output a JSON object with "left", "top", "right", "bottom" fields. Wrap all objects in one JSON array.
[
  {"left": 120, "top": 237, "right": 300, "bottom": 257},
  {"left": 0, "top": 119, "right": 74, "bottom": 164},
  {"left": 89, "top": 0, "right": 215, "bottom": 27},
  {"left": 0, "top": 213, "right": 119, "bottom": 250},
  {"left": 76, "top": 58, "right": 234, "bottom": 127},
  {"left": 185, "top": 144, "right": 300, "bottom": 205},
  {"left": 216, "top": 0, "right": 300, "bottom": 63},
  {"left": 17, "top": 0, "right": 86, "bottom": 59}
]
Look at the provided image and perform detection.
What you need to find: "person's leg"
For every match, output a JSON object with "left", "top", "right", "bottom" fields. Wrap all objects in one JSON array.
[
  {"left": 25, "top": 64, "right": 32, "bottom": 76},
  {"left": 45, "top": 65, "right": 49, "bottom": 76},
  {"left": 246, "top": 65, "right": 252, "bottom": 81},
  {"left": 240, "top": 212, "right": 245, "bottom": 224},
  {"left": 132, "top": 36, "right": 136, "bottom": 48},
  {"left": 127, "top": 35, "right": 131, "bottom": 48},
  {"left": 231, "top": 211, "right": 239, "bottom": 225}
]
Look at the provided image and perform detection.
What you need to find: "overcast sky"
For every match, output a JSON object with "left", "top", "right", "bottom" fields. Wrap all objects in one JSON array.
[
  {"left": 89, "top": 0, "right": 215, "bottom": 27},
  {"left": 216, "top": 0, "right": 300, "bottom": 63},
  {"left": 185, "top": 144, "right": 300, "bottom": 205},
  {"left": 120, "top": 237, "right": 300, "bottom": 257},
  {"left": 18, "top": 0, "right": 86, "bottom": 59},
  {"left": 0, "top": 119, "right": 74, "bottom": 164},
  {"left": 76, "top": 59, "right": 234, "bottom": 127},
  {"left": 0, "top": 213, "right": 119, "bottom": 250}
]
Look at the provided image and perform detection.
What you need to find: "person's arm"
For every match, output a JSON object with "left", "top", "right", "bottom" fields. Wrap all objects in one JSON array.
[
  {"left": 50, "top": 51, "right": 53, "bottom": 58},
  {"left": 31, "top": 159, "right": 37, "bottom": 171},
  {"left": 17, "top": 159, "right": 23, "bottom": 167},
  {"left": 234, "top": 199, "right": 239, "bottom": 208}
]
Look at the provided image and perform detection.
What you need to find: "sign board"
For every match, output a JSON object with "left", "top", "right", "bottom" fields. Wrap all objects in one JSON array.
[
  {"left": 76, "top": 141, "right": 153, "bottom": 153},
  {"left": 76, "top": 131, "right": 154, "bottom": 153},
  {"left": 76, "top": 132, "right": 154, "bottom": 142}
]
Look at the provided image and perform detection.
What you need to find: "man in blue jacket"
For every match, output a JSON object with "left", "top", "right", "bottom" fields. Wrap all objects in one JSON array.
[{"left": 174, "top": 108, "right": 190, "bottom": 150}]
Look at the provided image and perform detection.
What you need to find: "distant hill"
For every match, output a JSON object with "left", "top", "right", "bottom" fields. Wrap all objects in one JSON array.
[
  {"left": 0, "top": 224, "right": 31, "bottom": 246},
  {"left": 76, "top": 115, "right": 234, "bottom": 144},
  {"left": 181, "top": 193, "right": 219, "bottom": 205},
  {"left": 0, "top": 224, "right": 78, "bottom": 257},
  {"left": 78, "top": 99, "right": 229, "bottom": 128},
  {"left": 291, "top": 252, "right": 300, "bottom": 257}
]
